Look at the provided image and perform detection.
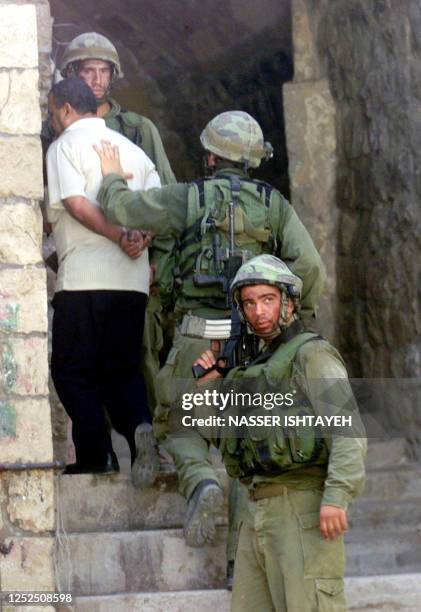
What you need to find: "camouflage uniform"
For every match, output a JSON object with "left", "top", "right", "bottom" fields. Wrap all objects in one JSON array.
[
  {"left": 98, "top": 111, "right": 326, "bottom": 556},
  {"left": 202, "top": 255, "right": 366, "bottom": 611}
]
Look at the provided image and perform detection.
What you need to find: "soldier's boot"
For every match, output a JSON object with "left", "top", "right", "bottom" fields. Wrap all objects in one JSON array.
[
  {"left": 131, "top": 423, "right": 160, "bottom": 488},
  {"left": 184, "top": 479, "right": 224, "bottom": 547}
]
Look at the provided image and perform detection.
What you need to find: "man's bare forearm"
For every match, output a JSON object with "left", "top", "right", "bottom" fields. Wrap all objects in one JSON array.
[{"left": 63, "top": 195, "right": 122, "bottom": 243}]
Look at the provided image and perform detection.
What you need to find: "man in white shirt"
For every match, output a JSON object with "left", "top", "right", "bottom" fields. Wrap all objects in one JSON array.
[{"left": 47, "top": 77, "right": 161, "bottom": 475}]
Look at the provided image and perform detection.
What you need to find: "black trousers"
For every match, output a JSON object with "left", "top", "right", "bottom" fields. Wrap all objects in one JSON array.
[{"left": 51, "top": 290, "right": 150, "bottom": 465}]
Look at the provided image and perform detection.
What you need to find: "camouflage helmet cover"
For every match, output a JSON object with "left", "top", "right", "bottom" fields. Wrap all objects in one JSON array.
[
  {"left": 200, "top": 111, "right": 273, "bottom": 168},
  {"left": 231, "top": 254, "right": 303, "bottom": 306},
  {"left": 60, "top": 32, "right": 123, "bottom": 79}
]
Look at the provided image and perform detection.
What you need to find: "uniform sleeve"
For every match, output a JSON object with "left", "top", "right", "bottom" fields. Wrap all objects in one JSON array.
[
  {"left": 138, "top": 117, "right": 176, "bottom": 185},
  {"left": 149, "top": 235, "right": 178, "bottom": 308},
  {"left": 46, "top": 140, "right": 86, "bottom": 208},
  {"left": 98, "top": 174, "right": 187, "bottom": 235},
  {"left": 274, "top": 195, "right": 326, "bottom": 319},
  {"left": 295, "top": 342, "right": 367, "bottom": 508}
]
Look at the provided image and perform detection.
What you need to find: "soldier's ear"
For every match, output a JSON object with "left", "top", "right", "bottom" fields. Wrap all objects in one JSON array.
[{"left": 287, "top": 298, "right": 295, "bottom": 317}]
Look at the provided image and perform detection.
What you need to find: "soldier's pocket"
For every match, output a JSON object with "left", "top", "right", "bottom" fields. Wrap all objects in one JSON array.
[
  {"left": 315, "top": 578, "right": 346, "bottom": 612},
  {"left": 296, "top": 510, "right": 345, "bottom": 579}
]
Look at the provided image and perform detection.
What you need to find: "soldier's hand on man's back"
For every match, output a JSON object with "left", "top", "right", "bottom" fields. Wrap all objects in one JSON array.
[
  {"left": 319, "top": 505, "right": 348, "bottom": 540},
  {"left": 93, "top": 141, "right": 133, "bottom": 180}
]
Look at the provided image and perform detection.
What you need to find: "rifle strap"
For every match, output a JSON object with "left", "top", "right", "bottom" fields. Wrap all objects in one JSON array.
[{"left": 247, "top": 319, "right": 306, "bottom": 367}]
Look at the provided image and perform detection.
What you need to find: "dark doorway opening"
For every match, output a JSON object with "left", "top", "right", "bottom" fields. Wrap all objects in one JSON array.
[{"left": 49, "top": 0, "right": 293, "bottom": 193}]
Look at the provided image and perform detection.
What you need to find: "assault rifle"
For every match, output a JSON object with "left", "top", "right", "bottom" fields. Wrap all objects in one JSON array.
[{"left": 182, "top": 175, "right": 258, "bottom": 378}]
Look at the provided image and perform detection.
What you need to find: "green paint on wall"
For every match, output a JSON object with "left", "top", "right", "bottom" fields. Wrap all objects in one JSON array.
[
  {"left": 0, "top": 303, "right": 20, "bottom": 331},
  {"left": 0, "top": 402, "right": 17, "bottom": 439},
  {"left": 0, "top": 341, "right": 17, "bottom": 393}
]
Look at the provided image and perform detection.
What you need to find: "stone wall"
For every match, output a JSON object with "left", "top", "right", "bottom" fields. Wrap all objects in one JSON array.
[
  {"left": 0, "top": 0, "right": 56, "bottom": 600},
  {"left": 286, "top": 0, "right": 421, "bottom": 446},
  {"left": 287, "top": 0, "right": 421, "bottom": 383},
  {"left": 283, "top": 0, "right": 338, "bottom": 342},
  {"left": 318, "top": 0, "right": 421, "bottom": 380}
]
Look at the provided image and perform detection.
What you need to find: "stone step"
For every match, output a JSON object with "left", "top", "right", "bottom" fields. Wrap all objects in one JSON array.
[
  {"left": 345, "top": 532, "right": 421, "bottom": 576},
  {"left": 72, "top": 590, "right": 230, "bottom": 612},
  {"left": 57, "top": 526, "right": 421, "bottom": 597},
  {"left": 69, "top": 574, "right": 421, "bottom": 611},
  {"left": 57, "top": 528, "right": 227, "bottom": 596},
  {"left": 58, "top": 462, "right": 421, "bottom": 534},
  {"left": 346, "top": 573, "right": 421, "bottom": 611},
  {"left": 348, "top": 498, "right": 421, "bottom": 533},
  {"left": 361, "top": 464, "right": 421, "bottom": 501},
  {"left": 58, "top": 472, "right": 189, "bottom": 533}
]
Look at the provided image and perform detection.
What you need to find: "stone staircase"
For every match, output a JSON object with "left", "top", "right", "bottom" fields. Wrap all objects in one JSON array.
[{"left": 56, "top": 437, "right": 421, "bottom": 611}]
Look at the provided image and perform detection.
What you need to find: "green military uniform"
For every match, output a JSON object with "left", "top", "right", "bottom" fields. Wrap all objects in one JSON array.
[
  {"left": 103, "top": 98, "right": 175, "bottom": 185},
  {"left": 98, "top": 111, "right": 326, "bottom": 568},
  {"left": 186, "top": 255, "right": 366, "bottom": 610},
  {"left": 215, "top": 330, "right": 366, "bottom": 611}
]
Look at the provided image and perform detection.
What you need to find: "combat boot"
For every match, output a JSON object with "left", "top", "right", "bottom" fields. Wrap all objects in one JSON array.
[
  {"left": 184, "top": 479, "right": 224, "bottom": 547},
  {"left": 131, "top": 423, "right": 160, "bottom": 487}
]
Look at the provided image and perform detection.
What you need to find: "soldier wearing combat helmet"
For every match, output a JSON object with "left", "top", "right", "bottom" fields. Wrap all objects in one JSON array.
[
  {"left": 46, "top": 31, "right": 175, "bottom": 183},
  {"left": 194, "top": 254, "right": 366, "bottom": 610},
  {"left": 93, "top": 110, "right": 326, "bottom": 586}
]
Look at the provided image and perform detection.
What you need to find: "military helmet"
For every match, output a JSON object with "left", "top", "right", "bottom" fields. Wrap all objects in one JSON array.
[
  {"left": 60, "top": 32, "right": 123, "bottom": 79},
  {"left": 231, "top": 254, "right": 303, "bottom": 306},
  {"left": 200, "top": 111, "right": 273, "bottom": 168}
]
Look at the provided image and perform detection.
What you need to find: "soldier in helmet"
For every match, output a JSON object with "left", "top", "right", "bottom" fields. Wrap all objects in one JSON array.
[
  {"left": 193, "top": 254, "right": 366, "bottom": 611},
  {"left": 46, "top": 31, "right": 175, "bottom": 184},
  {"left": 93, "top": 110, "right": 326, "bottom": 572}
]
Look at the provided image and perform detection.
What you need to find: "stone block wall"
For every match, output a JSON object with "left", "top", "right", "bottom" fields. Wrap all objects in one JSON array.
[
  {"left": 286, "top": 0, "right": 421, "bottom": 381},
  {"left": 0, "top": 0, "right": 55, "bottom": 600},
  {"left": 286, "top": 0, "right": 421, "bottom": 447},
  {"left": 283, "top": 0, "right": 338, "bottom": 343}
]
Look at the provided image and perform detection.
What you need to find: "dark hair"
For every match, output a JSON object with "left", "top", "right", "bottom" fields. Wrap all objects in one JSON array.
[{"left": 50, "top": 77, "right": 97, "bottom": 115}]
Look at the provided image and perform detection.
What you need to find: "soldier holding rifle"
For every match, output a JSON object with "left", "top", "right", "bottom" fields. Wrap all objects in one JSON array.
[{"left": 94, "top": 111, "right": 325, "bottom": 585}]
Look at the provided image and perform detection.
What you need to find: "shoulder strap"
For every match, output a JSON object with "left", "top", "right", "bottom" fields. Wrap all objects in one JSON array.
[{"left": 115, "top": 111, "right": 142, "bottom": 146}]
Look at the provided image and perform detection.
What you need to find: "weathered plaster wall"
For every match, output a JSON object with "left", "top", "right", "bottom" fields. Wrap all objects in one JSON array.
[
  {"left": 284, "top": 0, "right": 337, "bottom": 342},
  {"left": 286, "top": 0, "right": 421, "bottom": 385},
  {"left": 0, "top": 0, "right": 55, "bottom": 598},
  {"left": 318, "top": 0, "right": 421, "bottom": 380}
]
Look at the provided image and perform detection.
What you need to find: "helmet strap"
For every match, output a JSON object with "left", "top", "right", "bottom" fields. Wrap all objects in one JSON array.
[{"left": 95, "top": 94, "right": 109, "bottom": 107}]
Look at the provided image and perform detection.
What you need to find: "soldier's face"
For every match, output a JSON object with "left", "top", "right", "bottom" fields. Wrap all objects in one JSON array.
[
  {"left": 241, "top": 284, "right": 293, "bottom": 338},
  {"left": 76, "top": 59, "right": 112, "bottom": 99}
]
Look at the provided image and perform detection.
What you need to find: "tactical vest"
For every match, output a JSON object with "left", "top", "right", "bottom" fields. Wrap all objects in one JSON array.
[
  {"left": 175, "top": 175, "right": 281, "bottom": 310},
  {"left": 219, "top": 332, "right": 329, "bottom": 480}
]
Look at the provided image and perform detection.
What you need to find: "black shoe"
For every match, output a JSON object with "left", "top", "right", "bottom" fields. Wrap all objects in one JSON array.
[
  {"left": 184, "top": 479, "right": 224, "bottom": 547},
  {"left": 63, "top": 451, "right": 120, "bottom": 475},
  {"left": 226, "top": 560, "right": 235, "bottom": 591}
]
